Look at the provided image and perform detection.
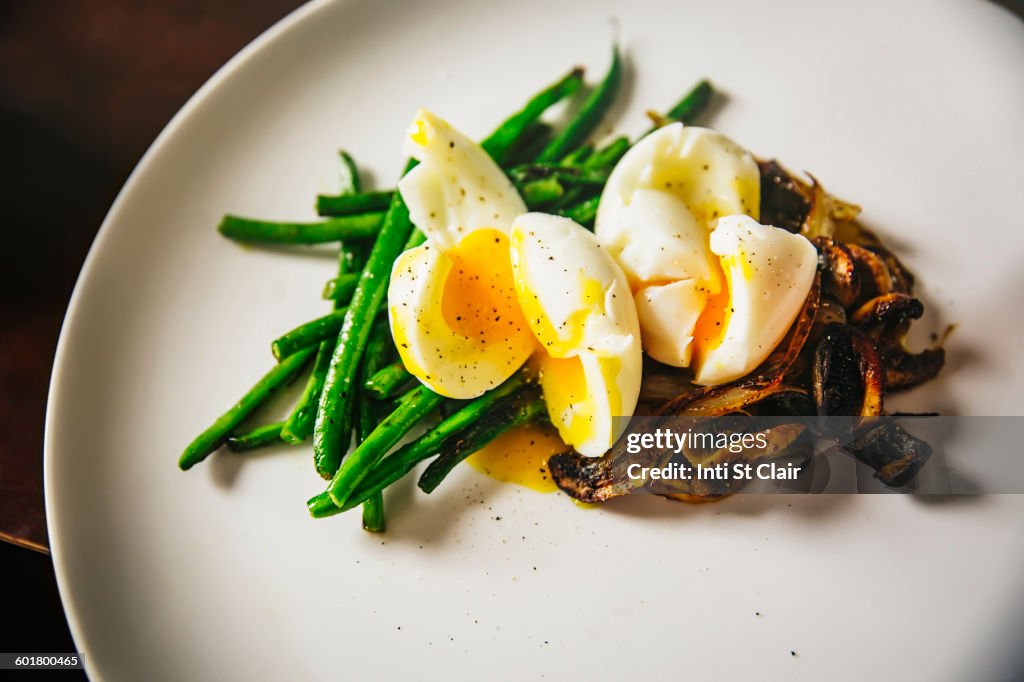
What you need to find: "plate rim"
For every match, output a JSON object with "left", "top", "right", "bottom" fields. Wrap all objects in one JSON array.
[{"left": 42, "top": 0, "right": 333, "bottom": 673}]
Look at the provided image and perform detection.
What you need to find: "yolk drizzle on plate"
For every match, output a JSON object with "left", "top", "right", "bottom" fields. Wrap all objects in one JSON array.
[{"left": 466, "top": 422, "right": 566, "bottom": 493}]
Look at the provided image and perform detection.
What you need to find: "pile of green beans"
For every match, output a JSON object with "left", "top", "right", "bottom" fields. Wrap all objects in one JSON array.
[{"left": 179, "top": 49, "right": 715, "bottom": 532}]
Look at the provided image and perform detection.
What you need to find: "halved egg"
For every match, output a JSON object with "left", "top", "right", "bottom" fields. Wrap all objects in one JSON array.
[
  {"left": 510, "top": 213, "right": 642, "bottom": 458},
  {"left": 389, "top": 111, "right": 644, "bottom": 457},
  {"left": 691, "top": 215, "right": 817, "bottom": 385},
  {"left": 398, "top": 109, "right": 526, "bottom": 250},
  {"left": 389, "top": 110, "right": 535, "bottom": 399},
  {"left": 595, "top": 123, "right": 817, "bottom": 385}
]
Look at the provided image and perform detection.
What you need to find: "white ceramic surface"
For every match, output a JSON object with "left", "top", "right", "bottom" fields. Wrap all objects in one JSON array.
[{"left": 45, "top": 0, "right": 1024, "bottom": 680}]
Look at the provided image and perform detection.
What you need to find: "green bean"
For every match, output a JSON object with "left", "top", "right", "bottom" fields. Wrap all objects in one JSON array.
[
  {"left": 316, "top": 191, "right": 394, "bottom": 217},
  {"left": 510, "top": 163, "right": 610, "bottom": 186},
  {"left": 404, "top": 229, "right": 427, "bottom": 250},
  {"left": 519, "top": 176, "right": 564, "bottom": 207},
  {"left": 584, "top": 136, "right": 630, "bottom": 169},
  {"left": 364, "top": 361, "right": 414, "bottom": 399},
  {"left": 279, "top": 340, "right": 335, "bottom": 443},
  {"left": 361, "top": 319, "right": 395, "bottom": 380},
  {"left": 226, "top": 422, "right": 286, "bottom": 452},
  {"left": 536, "top": 46, "right": 622, "bottom": 163},
  {"left": 307, "top": 491, "right": 342, "bottom": 518},
  {"left": 179, "top": 347, "right": 316, "bottom": 470},
  {"left": 558, "top": 195, "right": 601, "bottom": 227},
  {"left": 481, "top": 67, "right": 585, "bottom": 165},
  {"left": 217, "top": 213, "right": 383, "bottom": 244},
  {"left": 356, "top": 319, "right": 394, "bottom": 532},
  {"left": 277, "top": 238, "right": 366, "bottom": 444},
  {"left": 357, "top": 320, "right": 396, "bottom": 432},
  {"left": 561, "top": 143, "right": 594, "bottom": 167},
  {"left": 284, "top": 242, "right": 372, "bottom": 440},
  {"left": 663, "top": 79, "right": 713, "bottom": 125},
  {"left": 271, "top": 307, "right": 349, "bottom": 362},
  {"left": 338, "top": 242, "right": 370, "bottom": 280},
  {"left": 325, "top": 385, "right": 446, "bottom": 506},
  {"left": 418, "top": 395, "right": 546, "bottom": 493},
  {"left": 503, "top": 122, "right": 554, "bottom": 167},
  {"left": 361, "top": 493, "right": 385, "bottom": 532},
  {"left": 321, "top": 273, "right": 359, "bottom": 303},
  {"left": 307, "top": 373, "right": 528, "bottom": 517},
  {"left": 642, "top": 80, "right": 714, "bottom": 138},
  {"left": 313, "top": 191, "right": 416, "bottom": 478},
  {"left": 336, "top": 150, "right": 362, "bottom": 194},
  {"left": 549, "top": 124, "right": 631, "bottom": 215}
]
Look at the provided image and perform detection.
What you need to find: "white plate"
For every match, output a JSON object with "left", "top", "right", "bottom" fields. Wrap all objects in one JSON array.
[{"left": 45, "top": 0, "right": 1024, "bottom": 680}]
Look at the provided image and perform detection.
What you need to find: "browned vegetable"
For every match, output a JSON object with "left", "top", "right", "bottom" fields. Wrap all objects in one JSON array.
[
  {"left": 816, "top": 237, "right": 861, "bottom": 308},
  {"left": 844, "top": 420, "right": 932, "bottom": 487}
]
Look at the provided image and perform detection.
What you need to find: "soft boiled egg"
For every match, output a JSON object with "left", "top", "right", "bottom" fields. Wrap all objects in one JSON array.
[
  {"left": 388, "top": 110, "right": 536, "bottom": 399},
  {"left": 595, "top": 123, "right": 817, "bottom": 385},
  {"left": 510, "top": 213, "right": 642, "bottom": 458},
  {"left": 691, "top": 215, "right": 817, "bottom": 384},
  {"left": 389, "top": 110, "right": 643, "bottom": 456}
]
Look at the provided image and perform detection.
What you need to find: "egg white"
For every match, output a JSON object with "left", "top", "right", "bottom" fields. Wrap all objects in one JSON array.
[
  {"left": 510, "top": 213, "right": 642, "bottom": 457},
  {"left": 692, "top": 215, "right": 818, "bottom": 385},
  {"left": 389, "top": 110, "right": 534, "bottom": 398},
  {"left": 398, "top": 109, "right": 526, "bottom": 251},
  {"left": 595, "top": 123, "right": 816, "bottom": 386}
]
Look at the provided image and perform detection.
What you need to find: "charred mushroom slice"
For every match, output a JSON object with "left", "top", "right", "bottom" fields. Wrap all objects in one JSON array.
[
  {"left": 812, "top": 323, "right": 884, "bottom": 417},
  {"left": 813, "top": 324, "right": 863, "bottom": 416},
  {"left": 808, "top": 296, "right": 847, "bottom": 347},
  {"left": 843, "top": 421, "right": 932, "bottom": 487},
  {"left": 816, "top": 237, "right": 861, "bottom": 308},
  {"left": 850, "top": 329, "right": 885, "bottom": 417},
  {"left": 846, "top": 243, "right": 894, "bottom": 301},
  {"left": 850, "top": 293, "right": 924, "bottom": 335},
  {"left": 547, "top": 448, "right": 644, "bottom": 503},
  {"left": 758, "top": 159, "right": 811, "bottom": 233}
]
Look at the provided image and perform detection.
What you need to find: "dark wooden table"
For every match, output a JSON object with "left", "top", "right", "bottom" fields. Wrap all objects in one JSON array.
[
  {"left": 0, "top": 0, "right": 302, "bottom": 653},
  {"left": 0, "top": 0, "right": 303, "bottom": 551}
]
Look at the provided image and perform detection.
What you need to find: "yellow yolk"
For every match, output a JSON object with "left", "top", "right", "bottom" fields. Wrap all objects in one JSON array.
[
  {"left": 466, "top": 422, "right": 566, "bottom": 493},
  {"left": 441, "top": 229, "right": 531, "bottom": 349},
  {"left": 690, "top": 257, "right": 733, "bottom": 362},
  {"left": 539, "top": 354, "right": 593, "bottom": 447},
  {"left": 508, "top": 213, "right": 643, "bottom": 458},
  {"left": 388, "top": 228, "right": 537, "bottom": 399},
  {"left": 410, "top": 118, "right": 429, "bottom": 146},
  {"left": 536, "top": 353, "right": 626, "bottom": 453}
]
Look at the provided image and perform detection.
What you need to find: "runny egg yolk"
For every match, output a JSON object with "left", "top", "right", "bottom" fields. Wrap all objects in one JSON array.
[
  {"left": 690, "top": 256, "right": 733, "bottom": 363},
  {"left": 539, "top": 355, "right": 592, "bottom": 445},
  {"left": 466, "top": 422, "right": 565, "bottom": 493},
  {"left": 440, "top": 228, "right": 531, "bottom": 351},
  {"left": 537, "top": 352, "right": 625, "bottom": 454}
]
